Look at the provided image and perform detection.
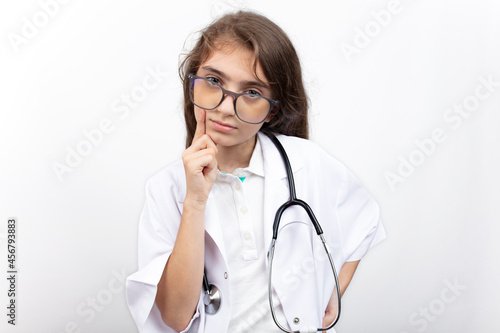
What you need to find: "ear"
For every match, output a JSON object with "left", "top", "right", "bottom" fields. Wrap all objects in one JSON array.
[{"left": 265, "top": 104, "right": 280, "bottom": 123}]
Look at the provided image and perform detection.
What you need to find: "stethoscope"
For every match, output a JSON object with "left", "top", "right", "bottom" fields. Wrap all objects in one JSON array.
[{"left": 202, "top": 131, "right": 341, "bottom": 332}]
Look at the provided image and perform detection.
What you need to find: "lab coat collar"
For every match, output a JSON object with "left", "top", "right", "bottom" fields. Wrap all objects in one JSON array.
[
  {"left": 246, "top": 134, "right": 264, "bottom": 178},
  {"left": 257, "top": 131, "right": 304, "bottom": 180}
]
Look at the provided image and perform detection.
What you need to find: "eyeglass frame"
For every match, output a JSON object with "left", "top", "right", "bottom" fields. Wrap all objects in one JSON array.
[{"left": 188, "top": 73, "right": 280, "bottom": 124}]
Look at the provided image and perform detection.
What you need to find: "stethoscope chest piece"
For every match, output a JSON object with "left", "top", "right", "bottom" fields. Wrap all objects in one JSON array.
[{"left": 203, "top": 284, "right": 221, "bottom": 315}]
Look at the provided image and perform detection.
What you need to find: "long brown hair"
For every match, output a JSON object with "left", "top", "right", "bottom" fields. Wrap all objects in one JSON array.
[{"left": 179, "top": 11, "right": 309, "bottom": 148}]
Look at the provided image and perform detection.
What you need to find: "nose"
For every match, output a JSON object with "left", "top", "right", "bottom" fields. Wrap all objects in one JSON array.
[{"left": 216, "top": 92, "right": 236, "bottom": 117}]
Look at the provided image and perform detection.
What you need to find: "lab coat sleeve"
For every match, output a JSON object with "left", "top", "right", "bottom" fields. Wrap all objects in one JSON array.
[
  {"left": 126, "top": 167, "right": 203, "bottom": 333},
  {"left": 337, "top": 167, "right": 386, "bottom": 262}
]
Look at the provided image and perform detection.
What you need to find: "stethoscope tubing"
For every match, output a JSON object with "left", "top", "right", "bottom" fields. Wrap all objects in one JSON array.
[
  {"left": 264, "top": 131, "right": 341, "bottom": 332},
  {"left": 271, "top": 198, "right": 323, "bottom": 239}
]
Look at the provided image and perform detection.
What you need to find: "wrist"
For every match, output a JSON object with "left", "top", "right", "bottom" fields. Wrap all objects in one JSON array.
[{"left": 183, "top": 195, "right": 208, "bottom": 212}]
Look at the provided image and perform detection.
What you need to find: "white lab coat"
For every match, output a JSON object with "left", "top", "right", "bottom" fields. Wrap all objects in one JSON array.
[{"left": 126, "top": 132, "right": 386, "bottom": 333}]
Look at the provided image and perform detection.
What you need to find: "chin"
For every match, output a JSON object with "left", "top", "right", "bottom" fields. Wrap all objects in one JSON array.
[
  {"left": 209, "top": 131, "right": 255, "bottom": 148},
  {"left": 211, "top": 136, "right": 238, "bottom": 147},
  {"left": 206, "top": 130, "right": 230, "bottom": 144}
]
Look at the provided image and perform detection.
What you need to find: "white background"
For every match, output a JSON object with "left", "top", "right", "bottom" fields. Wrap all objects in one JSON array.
[{"left": 1, "top": 0, "right": 499, "bottom": 332}]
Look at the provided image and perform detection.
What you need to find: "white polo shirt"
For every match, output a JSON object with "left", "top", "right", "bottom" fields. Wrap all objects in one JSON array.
[{"left": 211, "top": 136, "right": 289, "bottom": 332}]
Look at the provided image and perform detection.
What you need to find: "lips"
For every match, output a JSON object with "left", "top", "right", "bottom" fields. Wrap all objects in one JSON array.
[{"left": 210, "top": 119, "right": 236, "bottom": 133}]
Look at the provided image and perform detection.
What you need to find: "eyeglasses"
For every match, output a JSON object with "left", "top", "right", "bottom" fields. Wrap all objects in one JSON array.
[{"left": 188, "top": 74, "right": 279, "bottom": 124}]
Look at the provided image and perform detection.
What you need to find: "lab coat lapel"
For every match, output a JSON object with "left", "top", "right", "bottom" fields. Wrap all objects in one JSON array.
[
  {"left": 259, "top": 132, "right": 304, "bottom": 260},
  {"left": 203, "top": 192, "right": 228, "bottom": 266}
]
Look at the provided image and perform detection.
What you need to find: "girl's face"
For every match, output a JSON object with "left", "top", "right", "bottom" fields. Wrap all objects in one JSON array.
[{"left": 194, "top": 43, "right": 275, "bottom": 149}]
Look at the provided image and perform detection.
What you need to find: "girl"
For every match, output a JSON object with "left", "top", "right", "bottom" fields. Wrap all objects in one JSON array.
[{"left": 126, "top": 11, "right": 385, "bottom": 333}]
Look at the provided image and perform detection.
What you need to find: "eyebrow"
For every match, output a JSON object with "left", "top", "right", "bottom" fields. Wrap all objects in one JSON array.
[{"left": 200, "top": 65, "right": 270, "bottom": 89}]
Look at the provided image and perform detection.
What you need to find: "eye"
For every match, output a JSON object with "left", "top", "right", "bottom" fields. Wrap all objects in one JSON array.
[
  {"left": 206, "top": 76, "right": 221, "bottom": 86},
  {"left": 245, "top": 89, "right": 262, "bottom": 97}
]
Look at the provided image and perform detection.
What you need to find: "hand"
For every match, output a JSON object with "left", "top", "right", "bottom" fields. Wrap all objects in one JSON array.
[
  {"left": 182, "top": 109, "right": 218, "bottom": 208},
  {"left": 322, "top": 306, "right": 338, "bottom": 330},
  {"left": 322, "top": 288, "right": 339, "bottom": 329},
  {"left": 321, "top": 261, "right": 360, "bottom": 329}
]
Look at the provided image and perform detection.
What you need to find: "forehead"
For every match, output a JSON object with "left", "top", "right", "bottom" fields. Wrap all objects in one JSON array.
[{"left": 199, "top": 42, "right": 268, "bottom": 83}]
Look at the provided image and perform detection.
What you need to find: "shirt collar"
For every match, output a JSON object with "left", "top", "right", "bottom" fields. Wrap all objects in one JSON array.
[{"left": 216, "top": 135, "right": 265, "bottom": 182}]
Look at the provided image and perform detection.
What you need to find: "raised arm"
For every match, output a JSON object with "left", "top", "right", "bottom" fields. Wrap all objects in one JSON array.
[{"left": 155, "top": 109, "right": 218, "bottom": 331}]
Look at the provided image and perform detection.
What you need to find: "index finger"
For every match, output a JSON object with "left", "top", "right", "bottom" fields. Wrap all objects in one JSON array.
[{"left": 192, "top": 108, "right": 206, "bottom": 143}]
